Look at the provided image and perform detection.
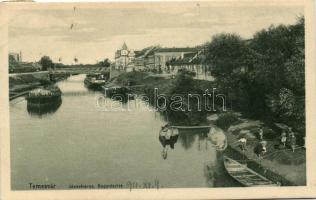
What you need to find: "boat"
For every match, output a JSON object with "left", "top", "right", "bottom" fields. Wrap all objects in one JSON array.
[
  {"left": 26, "top": 85, "right": 62, "bottom": 106},
  {"left": 84, "top": 73, "right": 106, "bottom": 89},
  {"left": 102, "top": 83, "right": 132, "bottom": 100},
  {"left": 223, "top": 156, "right": 279, "bottom": 187}
]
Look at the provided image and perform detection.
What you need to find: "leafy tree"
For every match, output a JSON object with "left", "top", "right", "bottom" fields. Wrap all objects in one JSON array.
[
  {"left": 171, "top": 69, "right": 196, "bottom": 93},
  {"left": 204, "top": 17, "right": 305, "bottom": 135},
  {"left": 206, "top": 33, "right": 247, "bottom": 78},
  {"left": 98, "top": 58, "right": 111, "bottom": 68},
  {"left": 9, "top": 55, "right": 17, "bottom": 64},
  {"left": 39, "top": 56, "right": 54, "bottom": 71}
]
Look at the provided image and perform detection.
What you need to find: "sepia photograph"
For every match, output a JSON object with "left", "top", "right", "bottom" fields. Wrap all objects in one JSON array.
[{"left": 1, "top": 0, "right": 316, "bottom": 199}]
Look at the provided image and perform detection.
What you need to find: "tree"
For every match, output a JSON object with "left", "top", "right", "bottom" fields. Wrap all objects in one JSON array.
[
  {"left": 74, "top": 57, "right": 78, "bottom": 64},
  {"left": 39, "top": 56, "right": 54, "bottom": 71},
  {"left": 205, "top": 33, "right": 247, "bottom": 78},
  {"left": 203, "top": 17, "right": 305, "bottom": 130},
  {"left": 98, "top": 58, "right": 111, "bottom": 68},
  {"left": 9, "top": 55, "right": 17, "bottom": 64}
]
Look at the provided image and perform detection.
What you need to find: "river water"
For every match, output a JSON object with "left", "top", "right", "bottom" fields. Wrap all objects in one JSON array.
[{"left": 10, "top": 74, "right": 239, "bottom": 190}]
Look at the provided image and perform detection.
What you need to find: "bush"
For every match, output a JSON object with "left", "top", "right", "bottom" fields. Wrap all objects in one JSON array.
[
  {"left": 115, "top": 71, "right": 147, "bottom": 86},
  {"left": 215, "top": 112, "right": 239, "bottom": 130}
]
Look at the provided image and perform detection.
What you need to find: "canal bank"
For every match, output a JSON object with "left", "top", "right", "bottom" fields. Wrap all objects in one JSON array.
[
  {"left": 9, "top": 72, "right": 70, "bottom": 100},
  {"left": 209, "top": 114, "right": 306, "bottom": 186}
]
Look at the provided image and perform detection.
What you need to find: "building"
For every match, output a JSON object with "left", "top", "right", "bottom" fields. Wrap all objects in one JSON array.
[
  {"left": 169, "top": 50, "right": 214, "bottom": 81},
  {"left": 153, "top": 48, "right": 196, "bottom": 72},
  {"left": 9, "top": 51, "right": 22, "bottom": 62},
  {"left": 114, "top": 42, "right": 135, "bottom": 71},
  {"left": 126, "top": 46, "right": 210, "bottom": 76},
  {"left": 133, "top": 46, "right": 160, "bottom": 71}
]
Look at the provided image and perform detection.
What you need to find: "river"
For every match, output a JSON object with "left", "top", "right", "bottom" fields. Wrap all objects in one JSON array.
[{"left": 10, "top": 74, "right": 239, "bottom": 190}]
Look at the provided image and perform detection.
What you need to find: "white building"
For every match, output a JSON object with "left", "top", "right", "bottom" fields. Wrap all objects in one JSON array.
[{"left": 114, "top": 43, "right": 135, "bottom": 71}]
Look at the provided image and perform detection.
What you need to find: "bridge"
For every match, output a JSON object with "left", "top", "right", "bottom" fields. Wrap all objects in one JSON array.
[
  {"left": 52, "top": 66, "right": 109, "bottom": 75},
  {"left": 9, "top": 66, "right": 109, "bottom": 77}
]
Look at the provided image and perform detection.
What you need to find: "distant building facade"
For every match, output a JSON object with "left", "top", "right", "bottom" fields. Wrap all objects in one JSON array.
[
  {"left": 119, "top": 45, "right": 213, "bottom": 79},
  {"left": 169, "top": 50, "right": 214, "bottom": 81},
  {"left": 154, "top": 48, "right": 196, "bottom": 72},
  {"left": 132, "top": 46, "right": 160, "bottom": 71},
  {"left": 131, "top": 47, "right": 197, "bottom": 72},
  {"left": 115, "top": 43, "right": 135, "bottom": 71}
]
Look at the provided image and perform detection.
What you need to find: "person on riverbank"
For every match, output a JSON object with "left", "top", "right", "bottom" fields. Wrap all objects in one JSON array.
[
  {"left": 159, "top": 124, "right": 179, "bottom": 159},
  {"left": 288, "top": 128, "right": 294, "bottom": 138},
  {"left": 280, "top": 131, "right": 287, "bottom": 148},
  {"left": 260, "top": 140, "right": 267, "bottom": 156},
  {"left": 290, "top": 133, "right": 296, "bottom": 152},
  {"left": 238, "top": 137, "right": 247, "bottom": 151},
  {"left": 254, "top": 140, "right": 267, "bottom": 159},
  {"left": 258, "top": 127, "right": 264, "bottom": 140}
]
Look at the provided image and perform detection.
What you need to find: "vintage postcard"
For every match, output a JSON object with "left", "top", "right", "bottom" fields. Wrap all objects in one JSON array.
[{"left": 0, "top": 0, "right": 316, "bottom": 199}]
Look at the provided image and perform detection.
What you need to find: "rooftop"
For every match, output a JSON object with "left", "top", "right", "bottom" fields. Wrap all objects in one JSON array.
[{"left": 155, "top": 47, "right": 197, "bottom": 53}]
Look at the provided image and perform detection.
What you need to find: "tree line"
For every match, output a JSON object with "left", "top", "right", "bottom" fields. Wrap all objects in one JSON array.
[
  {"left": 205, "top": 17, "right": 305, "bottom": 135},
  {"left": 39, "top": 56, "right": 112, "bottom": 70},
  {"left": 9, "top": 54, "right": 112, "bottom": 72}
]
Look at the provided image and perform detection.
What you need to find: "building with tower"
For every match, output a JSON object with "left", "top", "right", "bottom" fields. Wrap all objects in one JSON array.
[{"left": 114, "top": 42, "right": 135, "bottom": 71}]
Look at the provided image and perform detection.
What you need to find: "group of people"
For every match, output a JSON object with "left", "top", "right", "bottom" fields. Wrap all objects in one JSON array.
[
  {"left": 238, "top": 126, "right": 298, "bottom": 160},
  {"left": 280, "top": 127, "right": 297, "bottom": 152},
  {"left": 238, "top": 127, "right": 267, "bottom": 159}
]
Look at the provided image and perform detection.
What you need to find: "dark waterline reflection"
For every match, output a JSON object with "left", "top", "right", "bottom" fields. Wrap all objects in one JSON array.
[{"left": 27, "top": 99, "right": 62, "bottom": 117}]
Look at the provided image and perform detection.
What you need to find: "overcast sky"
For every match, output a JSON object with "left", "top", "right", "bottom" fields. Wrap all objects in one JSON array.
[{"left": 8, "top": 3, "right": 303, "bottom": 64}]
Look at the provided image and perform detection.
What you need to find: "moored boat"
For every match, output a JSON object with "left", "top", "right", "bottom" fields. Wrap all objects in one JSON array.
[
  {"left": 26, "top": 85, "right": 62, "bottom": 106},
  {"left": 102, "top": 83, "right": 132, "bottom": 101},
  {"left": 223, "top": 156, "right": 279, "bottom": 187},
  {"left": 84, "top": 73, "right": 106, "bottom": 89}
]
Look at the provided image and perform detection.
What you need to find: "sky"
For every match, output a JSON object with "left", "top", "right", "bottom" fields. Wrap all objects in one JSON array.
[{"left": 8, "top": 2, "right": 304, "bottom": 64}]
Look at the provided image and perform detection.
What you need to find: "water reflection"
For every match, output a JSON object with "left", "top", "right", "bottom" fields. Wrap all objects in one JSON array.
[
  {"left": 158, "top": 124, "right": 179, "bottom": 159},
  {"left": 27, "top": 98, "right": 62, "bottom": 117},
  {"left": 84, "top": 83, "right": 104, "bottom": 92},
  {"left": 203, "top": 152, "right": 241, "bottom": 187},
  {"left": 197, "top": 130, "right": 210, "bottom": 151},
  {"left": 178, "top": 128, "right": 210, "bottom": 150}
]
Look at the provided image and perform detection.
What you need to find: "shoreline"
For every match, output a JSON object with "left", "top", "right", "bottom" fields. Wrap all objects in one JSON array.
[
  {"left": 9, "top": 73, "right": 69, "bottom": 101},
  {"left": 218, "top": 115, "right": 306, "bottom": 186}
]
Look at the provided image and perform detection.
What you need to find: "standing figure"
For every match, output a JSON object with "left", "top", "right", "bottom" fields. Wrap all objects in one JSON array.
[
  {"left": 290, "top": 133, "right": 296, "bottom": 152},
  {"left": 260, "top": 140, "right": 267, "bottom": 156},
  {"left": 258, "top": 127, "right": 264, "bottom": 141},
  {"left": 280, "top": 131, "right": 287, "bottom": 148},
  {"left": 288, "top": 128, "right": 295, "bottom": 138},
  {"left": 238, "top": 137, "right": 247, "bottom": 151},
  {"left": 254, "top": 140, "right": 267, "bottom": 159}
]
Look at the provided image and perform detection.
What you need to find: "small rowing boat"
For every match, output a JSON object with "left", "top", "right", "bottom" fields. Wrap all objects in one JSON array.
[{"left": 223, "top": 156, "right": 279, "bottom": 187}]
